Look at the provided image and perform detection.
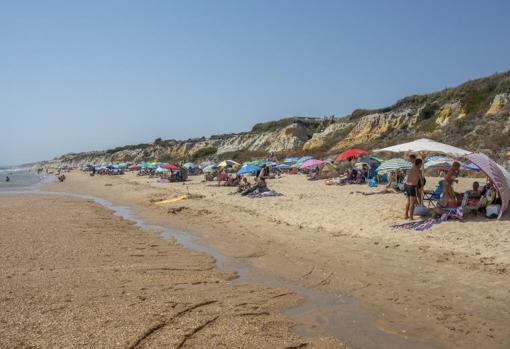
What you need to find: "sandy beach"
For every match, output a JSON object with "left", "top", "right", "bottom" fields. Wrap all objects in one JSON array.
[
  {"left": 36, "top": 171, "right": 510, "bottom": 349},
  {"left": 0, "top": 194, "right": 346, "bottom": 348}
]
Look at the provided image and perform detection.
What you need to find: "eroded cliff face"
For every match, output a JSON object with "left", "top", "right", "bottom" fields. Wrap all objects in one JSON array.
[
  {"left": 333, "top": 108, "right": 418, "bottom": 150},
  {"left": 435, "top": 102, "right": 466, "bottom": 126},
  {"left": 486, "top": 93, "right": 510, "bottom": 116},
  {"left": 40, "top": 71, "right": 510, "bottom": 167}
]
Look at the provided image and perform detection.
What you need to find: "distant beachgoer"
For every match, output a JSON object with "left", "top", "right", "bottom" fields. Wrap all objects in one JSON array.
[
  {"left": 404, "top": 158, "right": 423, "bottom": 220},
  {"left": 5, "top": 176, "right": 10, "bottom": 182}
]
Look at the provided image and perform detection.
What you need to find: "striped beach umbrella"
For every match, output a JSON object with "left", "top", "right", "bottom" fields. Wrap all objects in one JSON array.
[{"left": 376, "top": 158, "right": 412, "bottom": 174}]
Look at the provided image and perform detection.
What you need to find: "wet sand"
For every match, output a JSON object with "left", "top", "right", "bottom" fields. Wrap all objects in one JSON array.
[
  {"left": 0, "top": 195, "right": 345, "bottom": 348},
  {"left": 42, "top": 171, "right": 510, "bottom": 349}
]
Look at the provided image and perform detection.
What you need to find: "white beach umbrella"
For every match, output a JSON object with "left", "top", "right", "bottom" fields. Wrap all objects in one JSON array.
[{"left": 374, "top": 138, "right": 470, "bottom": 157}]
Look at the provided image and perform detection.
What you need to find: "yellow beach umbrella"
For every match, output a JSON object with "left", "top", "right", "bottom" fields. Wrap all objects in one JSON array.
[{"left": 218, "top": 160, "right": 240, "bottom": 168}]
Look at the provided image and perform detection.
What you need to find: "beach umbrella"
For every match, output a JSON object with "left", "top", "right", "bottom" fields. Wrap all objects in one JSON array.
[
  {"left": 284, "top": 157, "right": 300, "bottom": 164},
  {"left": 156, "top": 167, "right": 168, "bottom": 173},
  {"left": 199, "top": 160, "right": 216, "bottom": 169},
  {"left": 182, "top": 162, "right": 197, "bottom": 169},
  {"left": 162, "top": 164, "right": 178, "bottom": 170},
  {"left": 203, "top": 165, "right": 217, "bottom": 173},
  {"left": 218, "top": 160, "right": 240, "bottom": 168},
  {"left": 274, "top": 164, "right": 290, "bottom": 169},
  {"left": 376, "top": 158, "right": 412, "bottom": 174},
  {"left": 374, "top": 138, "right": 470, "bottom": 157},
  {"left": 237, "top": 164, "right": 260, "bottom": 175},
  {"left": 258, "top": 160, "right": 277, "bottom": 167},
  {"left": 335, "top": 148, "right": 367, "bottom": 161},
  {"left": 297, "top": 156, "right": 313, "bottom": 163},
  {"left": 464, "top": 153, "right": 509, "bottom": 219},
  {"left": 424, "top": 156, "right": 480, "bottom": 171},
  {"left": 300, "top": 159, "right": 324, "bottom": 169}
]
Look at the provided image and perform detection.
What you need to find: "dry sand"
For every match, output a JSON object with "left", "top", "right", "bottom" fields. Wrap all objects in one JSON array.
[
  {"left": 36, "top": 172, "right": 510, "bottom": 348},
  {"left": 0, "top": 195, "right": 345, "bottom": 348}
]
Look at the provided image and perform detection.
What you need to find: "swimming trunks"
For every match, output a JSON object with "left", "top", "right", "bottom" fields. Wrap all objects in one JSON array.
[{"left": 405, "top": 184, "right": 417, "bottom": 197}]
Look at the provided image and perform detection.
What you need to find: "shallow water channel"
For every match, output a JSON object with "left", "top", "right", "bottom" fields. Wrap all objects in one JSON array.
[{"left": 1, "top": 188, "right": 443, "bottom": 349}]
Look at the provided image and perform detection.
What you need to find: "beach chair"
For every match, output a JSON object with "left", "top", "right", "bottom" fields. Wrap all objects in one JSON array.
[{"left": 423, "top": 180, "right": 444, "bottom": 208}]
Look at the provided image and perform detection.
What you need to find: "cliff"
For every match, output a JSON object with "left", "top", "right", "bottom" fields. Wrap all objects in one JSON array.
[{"left": 40, "top": 71, "right": 510, "bottom": 167}]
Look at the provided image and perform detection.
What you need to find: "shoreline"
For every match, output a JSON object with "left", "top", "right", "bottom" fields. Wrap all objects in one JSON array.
[
  {"left": 41, "top": 171, "right": 510, "bottom": 348},
  {"left": 1, "top": 194, "right": 348, "bottom": 348}
]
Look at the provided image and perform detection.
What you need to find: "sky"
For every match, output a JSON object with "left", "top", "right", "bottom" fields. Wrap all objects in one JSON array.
[{"left": 1, "top": 0, "right": 510, "bottom": 165}]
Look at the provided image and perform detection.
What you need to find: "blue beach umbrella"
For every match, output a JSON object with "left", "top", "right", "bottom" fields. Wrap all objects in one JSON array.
[
  {"left": 284, "top": 157, "right": 299, "bottom": 163},
  {"left": 298, "top": 156, "right": 313, "bottom": 163},
  {"left": 237, "top": 164, "right": 260, "bottom": 175},
  {"left": 274, "top": 164, "right": 290, "bottom": 169}
]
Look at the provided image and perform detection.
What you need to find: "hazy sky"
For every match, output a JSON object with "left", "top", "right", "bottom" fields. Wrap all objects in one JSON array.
[{"left": 2, "top": 0, "right": 510, "bottom": 165}]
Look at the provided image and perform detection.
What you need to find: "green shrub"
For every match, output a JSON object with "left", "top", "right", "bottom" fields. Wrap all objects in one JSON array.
[{"left": 192, "top": 147, "right": 217, "bottom": 161}]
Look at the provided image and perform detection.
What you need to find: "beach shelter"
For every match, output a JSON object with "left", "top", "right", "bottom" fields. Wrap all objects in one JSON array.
[
  {"left": 319, "top": 162, "right": 339, "bottom": 179},
  {"left": 335, "top": 149, "right": 367, "bottom": 161},
  {"left": 464, "top": 153, "right": 509, "bottom": 219},
  {"left": 237, "top": 164, "right": 260, "bottom": 175},
  {"left": 374, "top": 138, "right": 470, "bottom": 157},
  {"left": 496, "top": 164, "right": 510, "bottom": 189},
  {"left": 300, "top": 159, "right": 323, "bottom": 169},
  {"left": 218, "top": 160, "right": 240, "bottom": 168},
  {"left": 376, "top": 158, "right": 412, "bottom": 174}
]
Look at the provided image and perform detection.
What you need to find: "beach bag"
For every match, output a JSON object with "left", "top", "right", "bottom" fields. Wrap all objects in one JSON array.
[
  {"left": 414, "top": 205, "right": 429, "bottom": 216},
  {"left": 486, "top": 204, "right": 500, "bottom": 219}
]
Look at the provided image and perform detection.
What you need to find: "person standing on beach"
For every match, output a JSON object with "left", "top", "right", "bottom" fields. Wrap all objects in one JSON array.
[{"left": 404, "top": 158, "right": 423, "bottom": 220}]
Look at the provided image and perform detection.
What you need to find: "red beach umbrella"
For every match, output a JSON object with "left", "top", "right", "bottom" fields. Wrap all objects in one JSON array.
[
  {"left": 162, "top": 164, "right": 178, "bottom": 170},
  {"left": 335, "top": 148, "right": 367, "bottom": 161}
]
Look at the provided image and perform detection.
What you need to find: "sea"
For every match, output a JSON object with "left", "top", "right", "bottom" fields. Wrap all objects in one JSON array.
[{"left": 0, "top": 166, "right": 52, "bottom": 190}]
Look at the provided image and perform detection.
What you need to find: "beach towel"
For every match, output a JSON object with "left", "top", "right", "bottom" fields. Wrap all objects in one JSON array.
[
  {"left": 247, "top": 190, "right": 282, "bottom": 198},
  {"left": 154, "top": 195, "right": 189, "bottom": 205},
  {"left": 391, "top": 209, "right": 461, "bottom": 231}
]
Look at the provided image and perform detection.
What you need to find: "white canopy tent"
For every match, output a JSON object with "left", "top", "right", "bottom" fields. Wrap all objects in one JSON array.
[{"left": 374, "top": 138, "right": 471, "bottom": 157}]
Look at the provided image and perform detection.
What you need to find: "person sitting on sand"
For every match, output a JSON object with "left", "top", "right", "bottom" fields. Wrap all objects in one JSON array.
[
  {"left": 241, "top": 177, "right": 269, "bottom": 196},
  {"left": 404, "top": 158, "right": 423, "bottom": 220},
  {"left": 387, "top": 171, "right": 398, "bottom": 189},
  {"left": 237, "top": 177, "right": 251, "bottom": 193},
  {"left": 466, "top": 181, "right": 482, "bottom": 200}
]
